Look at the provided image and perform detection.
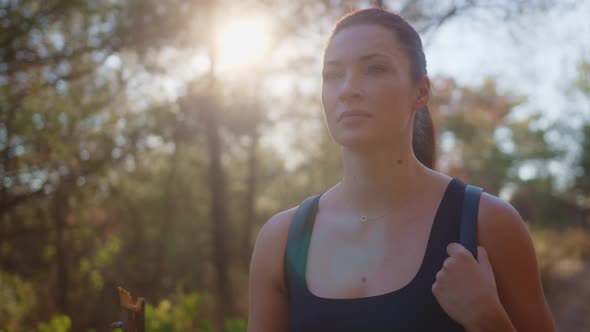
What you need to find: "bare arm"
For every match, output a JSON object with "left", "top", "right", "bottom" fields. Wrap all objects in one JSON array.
[
  {"left": 477, "top": 193, "right": 556, "bottom": 332},
  {"left": 247, "top": 209, "right": 296, "bottom": 332}
]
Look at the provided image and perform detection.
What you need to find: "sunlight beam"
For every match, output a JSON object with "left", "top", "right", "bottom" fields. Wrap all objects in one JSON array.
[{"left": 215, "top": 15, "right": 271, "bottom": 71}]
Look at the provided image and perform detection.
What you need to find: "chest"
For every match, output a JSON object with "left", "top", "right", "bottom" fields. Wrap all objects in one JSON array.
[{"left": 305, "top": 213, "right": 435, "bottom": 300}]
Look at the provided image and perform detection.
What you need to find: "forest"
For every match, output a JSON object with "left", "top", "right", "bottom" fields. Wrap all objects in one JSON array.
[{"left": 1, "top": 0, "right": 589, "bottom": 331}]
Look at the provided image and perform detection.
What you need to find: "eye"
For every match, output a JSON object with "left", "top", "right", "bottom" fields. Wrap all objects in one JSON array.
[
  {"left": 322, "top": 69, "right": 343, "bottom": 80},
  {"left": 365, "top": 64, "right": 387, "bottom": 74}
]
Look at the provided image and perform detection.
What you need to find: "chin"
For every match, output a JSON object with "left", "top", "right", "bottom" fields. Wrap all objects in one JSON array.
[{"left": 332, "top": 131, "right": 383, "bottom": 150}]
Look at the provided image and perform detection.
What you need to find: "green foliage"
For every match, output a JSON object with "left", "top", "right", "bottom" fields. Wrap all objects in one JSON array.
[
  {"left": 510, "top": 177, "right": 566, "bottom": 227},
  {"left": 142, "top": 290, "right": 248, "bottom": 332},
  {"left": 429, "top": 77, "right": 565, "bottom": 204},
  {"left": 37, "top": 315, "right": 71, "bottom": 332},
  {"left": 223, "top": 318, "right": 247, "bottom": 332},
  {"left": 574, "top": 59, "right": 590, "bottom": 97},
  {"left": 72, "top": 236, "right": 122, "bottom": 292},
  {"left": 145, "top": 292, "right": 215, "bottom": 332},
  {"left": 0, "top": 272, "right": 36, "bottom": 331}
]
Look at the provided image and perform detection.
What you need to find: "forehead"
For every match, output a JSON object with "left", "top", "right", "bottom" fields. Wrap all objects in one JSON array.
[{"left": 324, "top": 24, "right": 406, "bottom": 64}]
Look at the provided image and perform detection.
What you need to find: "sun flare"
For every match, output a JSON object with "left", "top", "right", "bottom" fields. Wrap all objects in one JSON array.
[{"left": 215, "top": 16, "right": 271, "bottom": 70}]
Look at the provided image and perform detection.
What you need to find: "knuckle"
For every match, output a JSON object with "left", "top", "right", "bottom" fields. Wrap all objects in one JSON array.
[
  {"left": 443, "top": 259, "right": 452, "bottom": 268},
  {"left": 457, "top": 250, "right": 471, "bottom": 260}
]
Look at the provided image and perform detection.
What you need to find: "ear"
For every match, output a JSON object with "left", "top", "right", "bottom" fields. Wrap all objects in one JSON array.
[{"left": 413, "top": 76, "right": 430, "bottom": 110}]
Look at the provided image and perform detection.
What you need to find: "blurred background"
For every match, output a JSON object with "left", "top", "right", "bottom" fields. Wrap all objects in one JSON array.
[{"left": 1, "top": 0, "right": 589, "bottom": 331}]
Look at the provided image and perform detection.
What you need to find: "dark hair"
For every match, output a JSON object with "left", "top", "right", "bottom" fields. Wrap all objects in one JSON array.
[{"left": 326, "top": 8, "right": 436, "bottom": 169}]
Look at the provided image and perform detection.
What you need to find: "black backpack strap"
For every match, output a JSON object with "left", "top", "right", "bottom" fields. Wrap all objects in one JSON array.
[
  {"left": 284, "top": 194, "right": 322, "bottom": 298},
  {"left": 460, "top": 185, "right": 483, "bottom": 260}
]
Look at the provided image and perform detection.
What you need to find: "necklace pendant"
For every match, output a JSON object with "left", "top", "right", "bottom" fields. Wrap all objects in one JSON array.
[{"left": 360, "top": 215, "right": 368, "bottom": 223}]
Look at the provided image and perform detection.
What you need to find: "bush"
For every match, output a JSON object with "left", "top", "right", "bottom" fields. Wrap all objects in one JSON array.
[{"left": 37, "top": 315, "right": 71, "bottom": 332}]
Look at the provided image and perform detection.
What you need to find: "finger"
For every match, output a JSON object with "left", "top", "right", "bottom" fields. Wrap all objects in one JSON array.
[
  {"left": 442, "top": 258, "right": 452, "bottom": 270},
  {"left": 446, "top": 242, "right": 469, "bottom": 257}
]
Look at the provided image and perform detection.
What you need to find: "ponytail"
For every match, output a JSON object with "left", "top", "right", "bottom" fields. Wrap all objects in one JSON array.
[{"left": 412, "top": 106, "right": 436, "bottom": 169}]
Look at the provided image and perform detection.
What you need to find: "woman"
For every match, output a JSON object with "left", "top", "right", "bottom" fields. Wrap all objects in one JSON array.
[{"left": 248, "top": 8, "right": 556, "bottom": 332}]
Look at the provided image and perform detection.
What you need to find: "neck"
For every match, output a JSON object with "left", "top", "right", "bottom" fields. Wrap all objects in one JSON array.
[{"left": 337, "top": 144, "right": 432, "bottom": 213}]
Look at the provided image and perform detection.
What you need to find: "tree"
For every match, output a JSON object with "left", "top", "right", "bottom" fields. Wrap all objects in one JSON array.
[{"left": 0, "top": 1, "right": 577, "bottom": 330}]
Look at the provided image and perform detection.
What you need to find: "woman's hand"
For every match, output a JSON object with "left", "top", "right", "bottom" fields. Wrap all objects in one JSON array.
[{"left": 432, "top": 243, "right": 514, "bottom": 331}]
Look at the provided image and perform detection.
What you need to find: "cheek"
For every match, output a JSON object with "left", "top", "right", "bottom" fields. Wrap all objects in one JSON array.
[
  {"left": 321, "top": 84, "right": 338, "bottom": 115},
  {"left": 372, "top": 80, "right": 413, "bottom": 111},
  {"left": 373, "top": 78, "right": 403, "bottom": 97},
  {"left": 321, "top": 85, "right": 344, "bottom": 137}
]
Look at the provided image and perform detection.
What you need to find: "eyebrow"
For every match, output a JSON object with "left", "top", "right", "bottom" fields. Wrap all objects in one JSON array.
[{"left": 324, "top": 53, "right": 390, "bottom": 66}]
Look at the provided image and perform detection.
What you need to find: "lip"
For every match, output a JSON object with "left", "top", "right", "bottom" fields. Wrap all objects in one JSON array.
[{"left": 338, "top": 110, "right": 372, "bottom": 122}]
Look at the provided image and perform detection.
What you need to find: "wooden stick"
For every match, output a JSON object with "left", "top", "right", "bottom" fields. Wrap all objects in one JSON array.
[{"left": 114, "top": 287, "right": 145, "bottom": 332}]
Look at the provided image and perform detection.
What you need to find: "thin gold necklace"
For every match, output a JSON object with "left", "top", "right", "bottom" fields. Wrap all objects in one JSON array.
[
  {"left": 358, "top": 206, "right": 396, "bottom": 223},
  {"left": 342, "top": 184, "right": 396, "bottom": 223},
  {"left": 346, "top": 195, "right": 396, "bottom": 223}
]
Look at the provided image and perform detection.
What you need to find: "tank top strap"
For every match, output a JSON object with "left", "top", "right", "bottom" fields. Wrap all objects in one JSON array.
[
  {"left": 419, "top": 177, "right": 468, "bottom": 277},
  {"left": 284, "top": 193, "right": 323, "bottom": 299}
]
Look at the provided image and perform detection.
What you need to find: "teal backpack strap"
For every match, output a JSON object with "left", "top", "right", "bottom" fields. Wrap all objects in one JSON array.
[
  {"left": 284, "top": 193, "right": 322, "bottom": 298},
  {"left": 460, "top": 185, "right": 483, "bottom": 260}
]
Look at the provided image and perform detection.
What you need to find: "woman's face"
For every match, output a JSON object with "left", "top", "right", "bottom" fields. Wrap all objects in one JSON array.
[{"left": 321, "top": 24, "right": 427, "bottom": 150}]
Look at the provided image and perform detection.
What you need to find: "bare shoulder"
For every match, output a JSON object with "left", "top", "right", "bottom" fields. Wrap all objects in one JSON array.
[
  {"left": 477, "top": 191, "right": 534, "bottom": 281},
  {"left": 251, "top": 206, "right": 298, "bottom": 293},
  {"left": 476, "top": 192, "right": 556, "bottom": 332},
  {"left": 256, "top": 207, "right": 297, "bottom": 243},
  {"left": 476, "top": 193, "right": 537, "bottom": 269},
  {"left": 247, "top": 206, "right": 298, "bottom": 332},
  {"left": 477, "top": 192, "right": 529, "bottom": 245}
]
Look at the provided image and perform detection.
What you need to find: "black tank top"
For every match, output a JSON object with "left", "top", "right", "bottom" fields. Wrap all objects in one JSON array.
[{"left": 284, "top": 178, "right": 468, "bottom": 331}]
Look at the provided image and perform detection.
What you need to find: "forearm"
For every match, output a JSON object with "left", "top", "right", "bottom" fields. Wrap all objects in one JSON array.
[{"left": 465, "top": 302, "right": 516, "bottom": 332}]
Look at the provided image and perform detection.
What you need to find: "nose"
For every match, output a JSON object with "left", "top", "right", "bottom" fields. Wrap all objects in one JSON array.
[{"left": 339, "top": 71, "right": 363, "bottom": 102}]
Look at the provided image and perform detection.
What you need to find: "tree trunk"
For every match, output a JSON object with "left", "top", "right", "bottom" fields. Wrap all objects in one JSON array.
[
  {"left": 242, "top": 131, "right": 259, "bottom": 270},
  {"left": 53, "top": 185, "right": 69, "bottom": 314},
  {"left": 203, "top": 102, "right": 235, "bottom": 323},
  {"left": 149, "top": 119, "right": 181, "bottom": 300}
]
